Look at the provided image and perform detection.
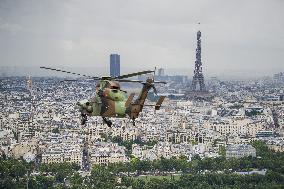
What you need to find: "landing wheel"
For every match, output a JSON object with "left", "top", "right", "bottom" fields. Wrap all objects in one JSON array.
[
  {"left": 106, "top": 120, "right": 112, "bottom": 127},
  {"left": 103, "top": 117, "right": 112, "bottom": 127},
  {"left": 81, "top": 113, "right": 87, "bottom": 125}
]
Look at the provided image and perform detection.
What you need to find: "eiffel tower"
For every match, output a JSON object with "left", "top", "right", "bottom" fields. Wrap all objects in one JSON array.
[{"left": 191, "top": 31, "right": 206, "bottom": 91}]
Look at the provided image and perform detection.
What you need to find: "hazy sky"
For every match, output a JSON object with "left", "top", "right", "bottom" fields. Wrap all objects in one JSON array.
[{"left": 0, "top": 0, "right": 283, "bottom": 78}]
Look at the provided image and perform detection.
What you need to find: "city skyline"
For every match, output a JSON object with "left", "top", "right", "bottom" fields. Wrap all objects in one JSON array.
[
  {"left": 0, "top": 0, "right": 283, "bottom": 78},
  {"left": 0, "top": 64, "right": 281, "bottom": 81},
  {"left": 1, "top": 1, "right": 284, "bottom": 188}
]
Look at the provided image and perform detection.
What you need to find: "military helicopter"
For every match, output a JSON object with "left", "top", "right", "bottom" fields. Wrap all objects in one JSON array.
[{"left": 40, "top": 66, "right": 166, "bottom": 127}]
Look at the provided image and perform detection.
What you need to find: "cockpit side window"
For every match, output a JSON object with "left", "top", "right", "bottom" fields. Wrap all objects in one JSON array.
[{"left": 110, "top": 86, "right": 119, "bottom": 89}]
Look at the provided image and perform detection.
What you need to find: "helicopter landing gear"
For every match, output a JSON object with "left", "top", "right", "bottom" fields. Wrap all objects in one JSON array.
[
  {"left": 81, "top": 113, "right": 88, "bottom": 125},
  {"left": 102, "top": 117, "right": 112, "bottom": 127}
]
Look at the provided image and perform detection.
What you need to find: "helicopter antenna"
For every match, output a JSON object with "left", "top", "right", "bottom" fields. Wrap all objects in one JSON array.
[
  {"left": 154, "top": 67, "right": 156, "bottom": 81},
  {"left": 152, "top": 67, "right": 158, "bottom": 95}
]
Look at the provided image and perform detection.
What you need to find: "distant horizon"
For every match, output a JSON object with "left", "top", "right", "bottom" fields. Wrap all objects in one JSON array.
[
  {"left": 1, "top": 1, "right": 283, "bottom": 82},
  {"left": 0, "top": 65, "right": 280, "bottom": 81}
]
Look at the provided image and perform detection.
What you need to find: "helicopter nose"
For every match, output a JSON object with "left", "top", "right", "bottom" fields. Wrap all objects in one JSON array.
[
  {"left": 75, "top": 102, "right": 83, "bottom": 110},
  {"left": 76, "top": 99, "right": 87, "bottom": 108}
]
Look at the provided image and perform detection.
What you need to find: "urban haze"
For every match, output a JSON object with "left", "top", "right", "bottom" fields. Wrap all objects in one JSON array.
[
  {"left": 0, "top": 0, "right": 283, "bottom": 78},
  {"left": 0, "top": 1, "right": 284, "bottom": 189}
]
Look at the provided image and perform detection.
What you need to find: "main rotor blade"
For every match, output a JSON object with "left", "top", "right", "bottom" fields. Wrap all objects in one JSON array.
[
  {"left": 115, "top": 79, "right": 166, "bottom": 84},
  {"left": 40, "top": 66, "right": 101, "bottom": 80},
  {"left": 60, "top": 79, "right": 78, "bottom": 82},
  {"left": 112, "top": 70, "right": 154, "bottom": 80},
  {"left": 153, "top": 81, "right": 167, "bottom": 84},
  {"left": 60, "top": 78, "right": 96, "bottom": 83},
  {"left": 115, "top": 79, "right": 143, "bottom": 83}
]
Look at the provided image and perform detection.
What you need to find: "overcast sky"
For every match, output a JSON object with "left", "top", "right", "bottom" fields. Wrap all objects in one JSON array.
[{"left": 0, "top": 0, "right": 283, "bottom": 78}]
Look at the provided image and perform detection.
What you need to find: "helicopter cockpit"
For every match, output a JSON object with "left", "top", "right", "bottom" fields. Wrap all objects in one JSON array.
[{"left": 96, "top": 80, "right": 126, "bottom": 101}]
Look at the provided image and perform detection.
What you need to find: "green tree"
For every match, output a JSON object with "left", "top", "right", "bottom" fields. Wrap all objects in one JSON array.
[
  {"left": 70, "top": 172, "right": 84, "bottom": 188},
  {"left": 218, "top": 145, "right": 226, "bottom": 157},
  {"left": 35, "top": 174, "right": 55, "bottom": 188},
  {"left": 132, "top": 179, "right": 146, "bottom": 189},
  {"left": 89, "top": 165, "right": 116, "bottom": 189},
  {"left": 52, "top": 127, "right": 60, "bottom": 133}
]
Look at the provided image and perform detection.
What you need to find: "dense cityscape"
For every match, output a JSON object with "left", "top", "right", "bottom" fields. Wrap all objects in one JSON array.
[
  {"left": 1, "top": 1, "right": 284, "bottom": 188},
  {"left": 1, "top": 65, "right": 284, "bottom": 188}
]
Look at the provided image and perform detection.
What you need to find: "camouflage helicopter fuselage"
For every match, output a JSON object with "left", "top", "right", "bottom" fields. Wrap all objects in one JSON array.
[
  {"left": 78, "top": 80, "right": 127, "bottom": 118},
  {"left": 39, "top": 66, "right": 165, "bottom": 127},
  {"left": 77, "top": 78, "right": 159, "bottom": 124}
]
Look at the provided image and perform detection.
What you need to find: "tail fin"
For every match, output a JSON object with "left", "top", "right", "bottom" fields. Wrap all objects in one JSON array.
[{"left": 127, "top": 74, "right": 166, "bottom": 120}]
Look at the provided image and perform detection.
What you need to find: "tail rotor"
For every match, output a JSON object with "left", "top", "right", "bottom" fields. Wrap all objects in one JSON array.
[{"left": 148, "top": 67, "right": 165, "bottom": 95}]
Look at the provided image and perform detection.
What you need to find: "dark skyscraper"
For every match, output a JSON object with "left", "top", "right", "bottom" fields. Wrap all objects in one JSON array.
[{"left": 110, "top": 54, "right": 120, "bottom": 77}]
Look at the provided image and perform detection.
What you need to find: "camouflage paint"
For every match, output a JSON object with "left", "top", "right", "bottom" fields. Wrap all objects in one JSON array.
[
  {"left": 127, "top": 78, "right": 154, "bottom": 120},
  {"left": 77, "top": 78, "right": 157, "bottom": 120},
  {"left": 115, "top": 101, "right": 126, "bottom": 117},
  {"left": 40, "top": 66, "right": 163, "bottom": 125}
]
